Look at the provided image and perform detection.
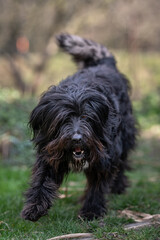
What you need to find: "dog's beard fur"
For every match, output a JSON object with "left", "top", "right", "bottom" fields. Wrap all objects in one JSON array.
[{"left": 21, "top": 33, "right": 137, "bottom": 222}]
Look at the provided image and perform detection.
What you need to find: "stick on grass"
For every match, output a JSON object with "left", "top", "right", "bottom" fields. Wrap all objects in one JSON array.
[{"left": 47, "top": 233, "right": 93, "bottom": 240}]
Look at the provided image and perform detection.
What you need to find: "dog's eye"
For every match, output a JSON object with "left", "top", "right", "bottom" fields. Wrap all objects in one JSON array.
[
  {"left": 81, "top": 115, "right": 86, "bottom": 119},
  {"left": 81, "top": 115, "right": 92, "bottom": 124}
]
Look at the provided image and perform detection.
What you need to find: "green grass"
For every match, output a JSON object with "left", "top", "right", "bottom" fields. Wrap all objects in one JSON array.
[{"left": 0, "top": 131, "right": 160, "bottom": 239}]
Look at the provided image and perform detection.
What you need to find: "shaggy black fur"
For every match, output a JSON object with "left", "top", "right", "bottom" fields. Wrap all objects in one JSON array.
[{"left": 21, "top": 34, "right": 137, "bottom": 221}]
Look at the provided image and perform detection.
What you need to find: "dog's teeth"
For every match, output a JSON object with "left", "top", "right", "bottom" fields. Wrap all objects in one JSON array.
[{"left": 73, "top": 150, "right": 84, "bottom": 155}]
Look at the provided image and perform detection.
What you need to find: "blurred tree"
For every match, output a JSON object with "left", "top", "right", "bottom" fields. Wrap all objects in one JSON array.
[
  {"left": 0, "top": 0, "right": 159, "bottom": 94},
  {"left": 0, "top": 0, "right": 159, "bottom": 54}
]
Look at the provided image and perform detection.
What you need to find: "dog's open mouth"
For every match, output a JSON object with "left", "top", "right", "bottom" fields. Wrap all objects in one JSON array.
[
  {"left": 69, "top": 146, "right": 89, "bottom": 172},
  {"left": 73, "top": 146, "right": 84, "bottom": 160}
]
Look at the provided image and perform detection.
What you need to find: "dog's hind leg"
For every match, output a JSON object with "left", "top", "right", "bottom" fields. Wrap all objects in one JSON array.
[
  {"left": 110, "top": 162, "right": 130, "bottom": 194},
  {"left": 21, "top": 155, "right": 66, "bottom": 221}
]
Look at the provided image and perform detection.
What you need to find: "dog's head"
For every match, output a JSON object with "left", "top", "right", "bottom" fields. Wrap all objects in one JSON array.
[{"left": 30, "top": 82, "right": 120, "bottom": 172}]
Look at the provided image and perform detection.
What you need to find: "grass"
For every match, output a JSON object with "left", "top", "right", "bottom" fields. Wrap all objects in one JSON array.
[{"left": 0, "top": 129, "right": 160, "bottom": 239}]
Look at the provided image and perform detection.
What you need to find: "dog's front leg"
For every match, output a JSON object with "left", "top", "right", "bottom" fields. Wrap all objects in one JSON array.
[
  {"left": 80, "top": 169, "right": 108, "bottom": 220},
  {"left": 21, "top": 155, "right": 64, "bottom": 221}
]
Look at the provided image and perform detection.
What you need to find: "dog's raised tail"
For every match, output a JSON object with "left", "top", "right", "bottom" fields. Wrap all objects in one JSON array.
[{"left": 56, "top": 33, "right": 114, "bottom": 69}]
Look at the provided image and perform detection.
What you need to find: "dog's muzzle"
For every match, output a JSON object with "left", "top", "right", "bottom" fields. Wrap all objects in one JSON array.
[
  {"left": 69, "top": 133, "right": 89, "bottom": 172},
  {"left": 72, "top": 133, "right": 84, "bottom": 160}
]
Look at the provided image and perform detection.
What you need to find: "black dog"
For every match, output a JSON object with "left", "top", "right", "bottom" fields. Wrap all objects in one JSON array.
[{"left": 21, "top": 34, "right": 137, "bottom": 221}]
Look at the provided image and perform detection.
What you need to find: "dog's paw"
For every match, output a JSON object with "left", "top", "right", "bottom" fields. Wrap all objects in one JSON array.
[
  {"left": 79, "top": 206, "right": 106, "bottom": 221},
  {"left": 21, "top": 204, "right": 48, "bottom": 222}
]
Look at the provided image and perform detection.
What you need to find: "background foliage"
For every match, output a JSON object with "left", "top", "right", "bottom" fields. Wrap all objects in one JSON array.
[{"left": 0, "top": 0, "right": 160, "bottom": 239}]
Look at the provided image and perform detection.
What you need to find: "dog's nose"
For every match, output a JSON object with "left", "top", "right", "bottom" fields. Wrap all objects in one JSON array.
[{"left": 72, "top": 133, "right": 82, "bottom": 143}]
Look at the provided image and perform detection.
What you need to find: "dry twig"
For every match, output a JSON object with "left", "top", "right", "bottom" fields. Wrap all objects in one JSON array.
[
  {"left": 47, "top": 233, "right": 93, "bottom": 240},
  {"left": 118, "top": 209, "right": 160, "bottom": 230}
]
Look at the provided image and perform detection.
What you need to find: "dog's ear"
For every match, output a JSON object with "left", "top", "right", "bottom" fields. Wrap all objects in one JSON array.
[
  {"left": 29, "top": 105, "right": 42, "bottom": 130},
  {"left": 29, "top": 86, "right": 58, "bottom": 139},
  {"left": 29, "top": 104, "right": 46, "bottom": 140},
  {"left": 107, "top": 93, "right": 122, "bottom": 135}
]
